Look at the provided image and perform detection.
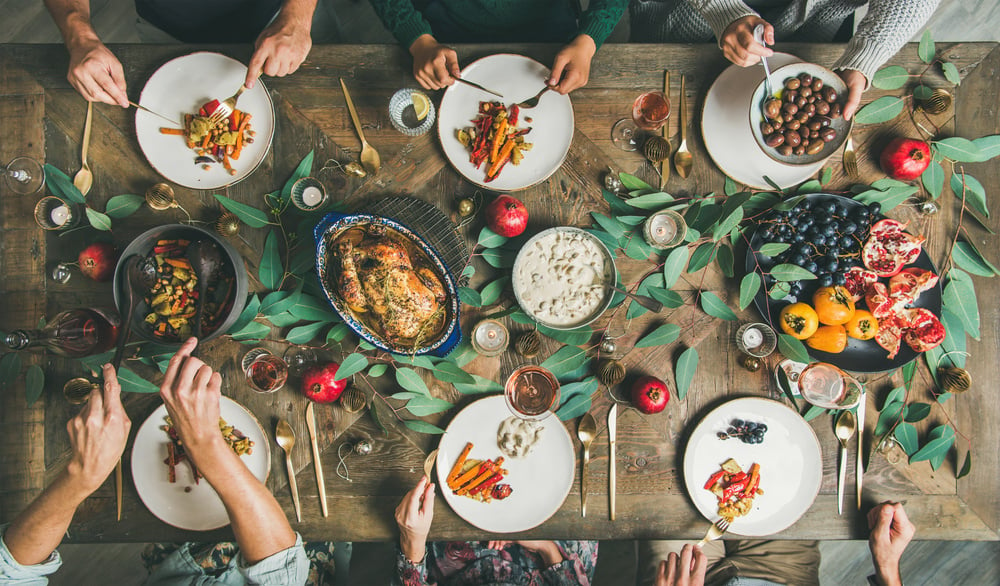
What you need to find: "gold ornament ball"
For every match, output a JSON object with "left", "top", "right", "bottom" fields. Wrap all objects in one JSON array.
[
  {"left": 339, "top": 386, "right": 367, "bottom": 413},
  {"left": 918, "top": 200, "right": 940, "bottom": 216},
  {"left": 643, "top": 135, "right": 671, "bottom": 163},
  {"left": 458, "top": 198, "right": 475, "bottom": 217},
  {"left": 603, "top": 169, "right": 623, "bottom": 192},
  {"left": 739, "top": 354, "right": 762, "bottom": 372},
  {"left": 597, "top": 358, "right": 626, "bottom": 387},
  {"left": 938, "top": 365, "right": 971, "bottom": 393},
  {"left": 63, "top": 378, "right": 98, "bottom": 404},
  {"left": 600, "top": 337, "right": 617, "bottom": 354},
  {"left": 145, "top": 183, "right": 177, "bottom": 211},
  {"left": 515, "top": 331, "right": 540, "bottom": 358},
  {"left": 216, "top": 212, "right": 241, "bottom": 237}
]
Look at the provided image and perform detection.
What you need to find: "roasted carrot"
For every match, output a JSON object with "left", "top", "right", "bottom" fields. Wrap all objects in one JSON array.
[
  {"left": 489, "top": 117, "right": 508, "bottom": 163},
  {"left": 452, "top": 459, "right": 491, "bottom": 491},
  {"left": 447, "top": 443, "right": 474, "bottom": 484},
  {"left": 160, "top": 127, "right": 186, "bottom": 135},
  {"left": 457, "top": 457, "right": 503, "bottom": 496},
  {"left": 486, "top": 138, "right": 517, "bottom": 180},
  {"left": 221, "top": 154, "right": 236, "bottom": 176},
  {"left": 201, "top": 133, "right": 211, "bottom": 149},
  {"left": 163, "top": 258, "right": 191, "bottom": 269}
]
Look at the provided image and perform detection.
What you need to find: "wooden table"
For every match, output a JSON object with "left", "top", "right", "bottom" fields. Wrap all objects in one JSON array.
[{"left": 1, "top": 42, "right": 998, "bottom": 543}]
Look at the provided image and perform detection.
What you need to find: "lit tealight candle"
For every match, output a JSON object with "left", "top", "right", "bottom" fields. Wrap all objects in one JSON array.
[
  {"left": 643, "top": 211, "right": 685, "bottom": 249},
  {"left": 471, "top": 319, "right": 509, "bottom": 356},
  {"left": 301, "top": 186, "right": 323, "bottom": 207},
  {"left": 742, "top": 326, "right": 764, "bottom": 350},
  {"left": 50, "top": 205, "right": 71, "bottom": 227}
]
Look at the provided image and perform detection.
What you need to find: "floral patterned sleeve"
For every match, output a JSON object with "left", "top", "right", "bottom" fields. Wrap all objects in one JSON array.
[
  {"left": 540, "top": 541, "right": 599, "bottom": 585},
  {"left": 392, "top": 547, "right": 435, "bottom": 586}
]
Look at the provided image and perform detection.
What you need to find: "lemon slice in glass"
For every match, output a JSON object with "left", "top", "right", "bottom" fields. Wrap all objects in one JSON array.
[{"left": 411, "top": 92, "right": 431, "bottom": 122}]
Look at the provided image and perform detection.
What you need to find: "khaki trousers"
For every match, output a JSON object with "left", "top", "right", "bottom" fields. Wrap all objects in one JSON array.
[{"left": 637, "top": 540, "right": 821, "bottom": 586}]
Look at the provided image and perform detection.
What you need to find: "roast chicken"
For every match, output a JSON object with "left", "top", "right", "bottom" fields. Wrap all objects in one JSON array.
[{"left": 335, "top": 231, "right": 447, "bottom": 343}]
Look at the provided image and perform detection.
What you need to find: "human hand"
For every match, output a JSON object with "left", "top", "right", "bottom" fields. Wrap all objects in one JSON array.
[
  {"left": 159, "top": 337, "right": 225, "bottom": 465},
  {"left": 514, "top": 541, "right": 564, "bottom": 567},
  {"left": 837, "top": 69, "right": 867, "bottom": 121},
  {"left": 246, "top": 12, "right": 312, "bottom": 87},
  {"left": 548, "top": 35, "right": 596, "bottom": 94},
  {"left": 66, "top": 38, "right": 128, "bottom": 107},
  {"left": 396, "top": 475, "right": 435, "bottom": 562},
  {"left": 65, "top": 364, "right": 131, "bottom": 495},
  {"left": 719, "top": 15, "right": 774, "bottom": 67},
  {"left": 868, "top": 502, "right": 915, "bottom": 586},
  {"left": 409, "top": 34, "right": 460, "bottom": 90},
  {"left": 655, "top": 544, "right": 707, "bottom": 586}
]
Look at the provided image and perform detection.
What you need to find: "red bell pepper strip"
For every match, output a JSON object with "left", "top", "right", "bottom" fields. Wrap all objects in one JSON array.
[
  {"left": 508, "top": 104, "right": 520, "bottom": 126},
  {"left": 704, "top": 469, "right": 726, "bottom": 490},
  {"left": 722, "top": 480, "right": 748, "bottom": 501},
  {"left": 469, "top": 472, "right": 504, "bottom": 496}
]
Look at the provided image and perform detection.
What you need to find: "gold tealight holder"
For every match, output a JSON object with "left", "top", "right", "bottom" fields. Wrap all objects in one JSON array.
[
  {"left": 290, "top": 177, "right": 329, "bottom": 211},
  {"left": 63, "top": 377, "right": 98, "bottom": 404},
  {"left": 643, "top": 135, "right": 671, "bottom": 163},
  {"left": 917, "top": 88, "right": 953, "bottom": 115},
  {"left": 146, "top": 182, "right": 191, "bottom": 220},
  {"left": 34, "top": 196, "right": 80, "bottom": 231},
  {"left": 643, "top": 209, "right": 686, "bottom": 249}
]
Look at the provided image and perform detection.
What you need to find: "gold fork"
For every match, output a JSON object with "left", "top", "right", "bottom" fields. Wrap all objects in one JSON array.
[
  {"left": 207, "top": 84, "right": 249, "bottom": 126},
  {"left": 696, "top": 518, "right": 731, "bottom": 547},
  {"left": 843, "top": 135, "right": 859, "bottom": 178}
]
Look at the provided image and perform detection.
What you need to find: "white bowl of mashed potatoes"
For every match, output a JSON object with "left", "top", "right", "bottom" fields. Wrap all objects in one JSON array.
[{"left": 512, "top": 227, "right": 617, "bottom": 330}]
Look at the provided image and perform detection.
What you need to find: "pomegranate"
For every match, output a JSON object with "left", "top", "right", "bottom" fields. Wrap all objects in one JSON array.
[
  {"left": 631, "top": 375, "right": 669, "bottom": 414},
  {"left": 301, "top": 362, "right": 348, "bottom": 403},
  {"left": 865, "top": 282, "right": 895, "bottom": 320},
  {"left": 888, "top": 268, "right": 939, "bottom": 305},
  {"left": 900, "top": 308, "right": 946, "bottom": 353},
  {"left": 874, "top": 316, "right": 904, "bottom": 359},
  {"left": 843, "top": 267, "right": 879, "bottom": 303},
  {"left": 78, "top": 242, "right": 118, "bottom": 282},
  {"left": 862, "top": 219, "right": 924, "bottom": 277},
  {"left": 485, "top": 195, "right": 528, "bottom": 237},
  {"left": 880, "top": 137, "right": 931, "bottom": 181}
]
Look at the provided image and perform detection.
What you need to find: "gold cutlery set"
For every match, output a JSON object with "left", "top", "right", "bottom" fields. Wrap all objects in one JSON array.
[
  {"left": 576, "top": 405, "right": 618, "bottom": 520},
  {"left": 274, "top": 404, "right": 332, "bottom": 523}
]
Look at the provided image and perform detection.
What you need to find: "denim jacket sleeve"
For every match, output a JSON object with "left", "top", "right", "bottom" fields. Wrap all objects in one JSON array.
[
  {"left": 0, "top": 523, "right": 62, "bottom": 585},
  {"left": 237, "top": 533, "right": 309, "bottom": 586}
]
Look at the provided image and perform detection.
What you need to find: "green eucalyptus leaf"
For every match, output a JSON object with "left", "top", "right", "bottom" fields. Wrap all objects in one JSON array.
[
  {"left": 675, "top": 347, "right": 698, "bottom": 400},
  {"left": 716, "top": 243, "right": 735, "bottom": 278},
  {"left": 428, "top": 361, "right": 476, "bottom": 385},
  {"left": 957, "top": 451, "right": 972, "bottom": 479},
  {"left": 768, "top": 281, "right": 791, "bottom": 300},
  {"left": 713, "top": 207, "right": 744, "bottom": 242},
  {"left": 772, "top": 195, "right": 806, "bottom": 211},
  {"left": 852, "top": 185, "right": 919, "bottom": 212},
  {"left": 25, "top": 365, "right": 44, "bottom": 406},
  {"left": 770, "top": 264, "right": 816, "bottom": 282},
  {"left": 724, "top": 176, "right": 738, "bottom": 196},
  {"left": 902, "top": 361, "right": 917, "bottom": 389},
  {"left": 368, "top": 363, "right": 388, "bottom": 377},
  {"left": 936, "top": 137, "right": 983, "bottom": 163},
  {"left": 943, "top": 269, "right": 980, "bottom": 339},
  {"left": 396, "top": 367, "right": 431, "bottom": 397},
  {"left": 700, "top": 291, "right": 737, "bottom": 321},
  {"left": 212, "top": 194, "right": 270, "bottom": 227},
  {"left": 403, "top": 419, "right": 446, "bottom": 434},
  {"left": 458, "top": 286, "right": 482, "bottom": 307},
  {"left": 909, "top": 424, "right": 955, "bottom": 466},
  {"left": 820, "top": 167, "right": 833, "bottom": 185},
  {"left": 0, "top": 354, "right": 22, "bottom": 389},
  {"left": 288, "top": 294, "right": 339, "bottom": 322},
  {"left": 584, "top": 229, "right": 621, "bottom": 252},
  {"left": 540, "top": 345, "right": 588, "bottom": 379},
  {"left": 904, "top": 402, "right": 931, "bottom": 423},
  {"left": 326, "top": 323, "right": 351, "bottom": 344},
  {"left": 43, "top": 164, "right": 86, "bottom": 203},
  {"left": 453, "top": 374, "right": 503, "bottom": 394},
  {"left": 777, "top": 334, "right": 810, "bottom": 363},
  {"left": 871, "top": 65, "right": 911, "bottom": 90},
  {"left": 537, "top": 324, "right": 593, "bottom": 346},
  {"left": 461, "top": 264, "right": 475, "bottom": 279},
  {"left": 939, "top": 309, "right": 968, "bottom": 366},
  {"left": 559, "top": 377, "right": 599, "bottom": 402},
  {"left": 952, "top": 240, "right": 998, "bottom": 277},
  {"left": 477, "top": 226, "right": 508, "bottom": 248},
  {"left": 688, "top": 242, "right": 717, "bottom": 273},
  {"left": 894, "top": 422, "right": 919, "bottom": 455},
  {"left": 921, "top": 161, "right": 945, "bottom": 199},
  {"left": 690, "top": 204, "right": 723, "bottom": 232},
  {"left": 624, "top": 236, "right": 655, "bottom": 261},
  {"left": 104, "top": 194, "right": 144, "bottom": 218},
  {"left": 117, "top": 367, "right": 160, "bottom": 393},
  {"left": 626, "top": 192, "right": 675, "bottom": 210},
  {"left": 603, "top": 189, "right": 634, "bottom": 215},
  {"left": 913, "top": 85, "right": 933, "bottom": 101},
  {"left": 796, "top": 180, "right": 822, "bottom": 194},
  {"left": 884, "top": 386, "right": 906, "bottom": 409},
  {"left": 662, "top": 246, "right": 690, "bottom": 288},
  {"left": 282, "top": 151, "right": 315, "bottom": 202},
  {"left": 229, "top": 320, "right": 271, "bottom": 341},
  {"left": 334, "top": 353, "right": 369, "bottom": 381},
  {"left": 744, "top": 192, "right": 782, "bottom": 212},
  {"left": 617, "top": 215, "right": 647, "bottom": 226},
  {"left": 875, "top": 401, "right": 904, "bottom": 436},
  {"left": 758, "top": 243, "right": 791, "bottom": 257},
  {"left": 85, "top": 208, "right": 112, "bottom": 231},
  {"left": 620, "top": 173, "right": 653, "bottom": 191},
  {"left": 917, "top": 30, "right": 935, "bottom": 63},
  {"left": 648, "top": 288, "right": 685, "bottom": 309},
  {"left": 479, "top": 276, "right": 509, "bottom": 306},
  {"left": 259, "top": 229, "right": 283, "bottom": 290},
  {"left": 556, "top": 393, "right": 592, "bottom": 421},
  {"left": 591, "top": 213, "right": 628, "bottom": 240},
  {"left": 739, "top": 272, "right": 762, "bottom": 310},
  {"left": 285, "top": 321, "right": 326, "bottom": 344},
  {"left": 635, "top": 323, "right": 681, "bottom": 348},
  {"left": 950, "top": 172, "right": 988, "bottom": 217},
  {"left": 854, "top": 96, "right": 905, "bottom": 125},
  {"left": 803, "top": 405, "right": 828, "bottom": 421},
  {"left": 265, "top": 312, "right": 300, "bottom": 327},
  {"left": 404, "top": 397, "right": 453, "bottom": 417},
  {"left": 480, "top": 248, "right": 515, "bottom": 268},
  {"left": 971, "top": 135, "right": 1000, "bottom": 160},
  {"left": 390, "top": 391, "right": 421, "bottom": 401},
  {"left": 941, "top": 61, "right": 961, "bottom": 85}
]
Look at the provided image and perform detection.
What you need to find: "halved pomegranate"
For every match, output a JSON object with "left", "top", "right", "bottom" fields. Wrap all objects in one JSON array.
[
  {"left": 888, "top": 268, "right": 939, "bottom": 304},
  {"left": 900, "top": 308, "right": 946, "bottom": 353},
  {"left": 844, "top": 267, "right": 879, "bottom": 303},
  {"left": 874, "top": 316, "right": 904, "bottom": 359},
  {"left": 865, "top": 282, "right": 895, "bottom": 320},
  {"left": 862, "top": 219, "right": 925, "bottom": 277}
]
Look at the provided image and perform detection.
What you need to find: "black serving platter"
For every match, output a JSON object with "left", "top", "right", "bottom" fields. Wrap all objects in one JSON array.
[{"left": 745, "top": 193, "right": 942, "bottom": 373}]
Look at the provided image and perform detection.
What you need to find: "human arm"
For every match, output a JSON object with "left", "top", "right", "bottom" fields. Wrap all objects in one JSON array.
[
  {"left": 867, "top": 501, "right": 915, "bottom": 586},
  {"left": 245, "top": 0, "right": 318, "bottom": 87},
  {"left": 159, "top": 338, "right": 302, "bottom": 570},
  {"left": 1, "top": 364, "right": 130, "bottom": 579},
  {"left": 393, "top": 475, "right": 436, "bottom": 585},
  {"left": 42, "top": 0, "right": 128, "bottom": 106},
  {"left": 546, "top": 0, "right": 627, "bottom": 94},
  {"left": 408, "top": 35, "right": 460, "bottom": 90},
  {"left": 832, "top": 0, "right": 941, "bottom": 119},
  {"left": 655, "top": 544, "right": 706, "bottom": 586}
]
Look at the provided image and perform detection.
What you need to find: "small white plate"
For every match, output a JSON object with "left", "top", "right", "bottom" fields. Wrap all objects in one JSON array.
[
  {"left": 435, "top": 395, "right": 575, "bottom": 533},
  {"left": 136, "top": 52, "right": 275, "bottom": 189},
  {"left": 131, "top": 395, "right": 270, "bottom": 531},
  {"left": 438, "top": 54, "right": 574, "bottom": 192},
  {"left": 702, "top": 53, "right": 824, "bottom": 189},
  {"left": 683, "top": 397, "right": 822, "bottom": 536}
]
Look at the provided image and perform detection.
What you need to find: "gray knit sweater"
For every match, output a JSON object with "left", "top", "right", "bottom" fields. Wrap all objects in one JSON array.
[{"left": 629, "top": 0, "right": 941, "bottom": 81}]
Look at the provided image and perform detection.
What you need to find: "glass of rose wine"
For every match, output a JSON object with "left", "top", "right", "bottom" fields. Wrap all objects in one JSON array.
[
  {"left": 504, "top": 365, "right": 561, "bottom": 421},
  {"left": 245, "top": 350, "right": 289, "bottom": 393},
  {"left": 611, "top": 91, "right": 671, "bottom": 151},
  {"left": 797, "top": 362, "right": 862, "bottom": 409}
]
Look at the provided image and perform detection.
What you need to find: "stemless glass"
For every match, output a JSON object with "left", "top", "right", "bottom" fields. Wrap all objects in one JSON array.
[
  {"left": 245, "top": 352, "right": 289, "bottom": 393},
  {"left": 611, "top": 91, "right": 671, "bottom": 151},
  {"left": 3, "top": 156, "right": 45, "bottom": 195},
  {"left": 504, "top": 365, "right": 561, "bottom": 421},
  {"left": 798, "top": 362, "right": 862, "bottom": 409}
]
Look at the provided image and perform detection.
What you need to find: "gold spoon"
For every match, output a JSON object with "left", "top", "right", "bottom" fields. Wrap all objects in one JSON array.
[
  {"left": 339, "top": 78, "right": 381, "bottom": 176},
  {"left": 275, "top": 419, "right": 302, "bottom": 522},
  {"left": 673, "top": 75, "right": 693, "bottom": 179},
  {"left": 835, "top": 410, "right": 857, "bottom": 515},
  {"left": 73, "top": 101, "right": 94, "bottom": 195},
  {"left": 423, "top": 448, "right": 438, "bottom": 479},
  {"left": 577, "top": 412, "right": 597, "bottom": 517}
]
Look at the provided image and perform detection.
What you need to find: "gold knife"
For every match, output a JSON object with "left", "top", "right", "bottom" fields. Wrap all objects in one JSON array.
[
  {"left": 454, "top": 77, "right": 504, "bottom": 99},
  {"left": 608, "top": 403, "right": 618, "bottom": 521},
  {"left": 128, "top": 101, "right": 182, "bottom": 127},
  {"left": 305, "top": 403, "right": 328, "bottom": 517},
  {"left": 660, "top": 70, "right": 670, "bottom": 189},
  {"left": 857, "top": 389, "right": 866, "bottom": 510}
]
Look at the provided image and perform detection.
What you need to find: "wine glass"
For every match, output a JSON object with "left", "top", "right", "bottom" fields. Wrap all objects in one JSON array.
[
  {"left": 3, "top": 156, "right": 45, "bottom": 195},
  {"left": 503, "top": 365, "right": 561, "bottom": 421},
  {"left": 243, "top": 349, "right": 289, "bottom": 393},
  {"left": 611, "top": 91, "right": 671, "bottom": 152},
  {"left": 798, "top": 362, "right": 862, "bottom": 409}
]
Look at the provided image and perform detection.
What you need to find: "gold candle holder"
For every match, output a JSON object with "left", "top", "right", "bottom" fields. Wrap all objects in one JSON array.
[{"left": 34, "top": 196, "right": 80, "bottom": 231}]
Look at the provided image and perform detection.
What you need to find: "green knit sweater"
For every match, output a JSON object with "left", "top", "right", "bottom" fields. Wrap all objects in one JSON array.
[{"left": 368, "top": 0, "right": 628, "bottom": 49}]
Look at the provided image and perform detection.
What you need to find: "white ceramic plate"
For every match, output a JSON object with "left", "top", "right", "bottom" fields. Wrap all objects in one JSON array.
[
  {"left": 702, "top": 53, "right": 824, "bottom": 189},
  {"left": 131, "top": 395, "right": 270, "bottom": 531},
  {"left": 435, "top": 395, "right": 575, "bottom": 533},
  {"left": 683, "top": 397, "right": 822, "bottom": 536},
  {"left": 136, "top": 52, "right": 275, "bottom": 189},
  {"left": 438, "top": 54, "right": 574, "bottom": 192}
]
